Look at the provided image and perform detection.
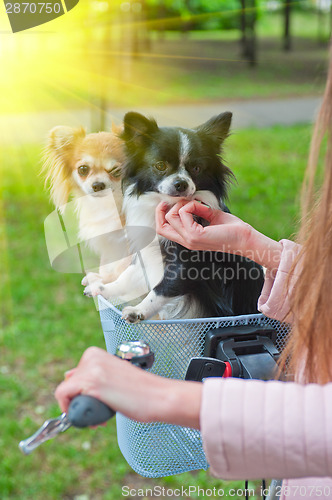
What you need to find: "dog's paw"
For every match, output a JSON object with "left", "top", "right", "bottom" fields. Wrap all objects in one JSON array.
[
  {"left": 81, "top": 272, "right": 102, "bottom": 287},
  {"left": 83, "top": 282, "right": 105, "bottom": 298},
  {"left": 81, "top": 276, "right": 88, "bottom": 287},
  {"left": 121, "top": 306, "right": 145, "bottom": 324}
]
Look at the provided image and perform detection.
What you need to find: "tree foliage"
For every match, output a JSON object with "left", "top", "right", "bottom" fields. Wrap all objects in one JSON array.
[{"left": 145, "top": 0, "right": 242, "bottom": 30}]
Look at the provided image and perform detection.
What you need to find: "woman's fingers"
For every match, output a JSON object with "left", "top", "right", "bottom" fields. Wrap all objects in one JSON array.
[
  {"left": 164, "top": 201, "right": 194, "bottom": 234},
  {"left": 178, "top": 201, "right": 239, "bottom": 229},
  {"left": 155, "top": 202, "right": 187, "bottom": 244},
  {"left": 64, "top": 368, "right": 76, "bottom": 380},
  {"left": 155, "top": 199, "right": 245, "bottom": 252},
  {"left": 155, "top": 201, "right": 171, "bottom": 233},
  {"left": 178, "top": 200, "right": 214, "bottom": 221},
  {"left": 55, "top": 368, "right": 79, "bottom": 412},
  {"left": 55, "top": 378, "right": 83, "bottom": 413},
  {"left": 155, "top": 201, "right": 169, "bottom": 226},
  {"left": 177, "top": 203, "right": 209, "bottom": 234},
  {"left": 156, "top": 200, "right": 218, "bottom": 249}
]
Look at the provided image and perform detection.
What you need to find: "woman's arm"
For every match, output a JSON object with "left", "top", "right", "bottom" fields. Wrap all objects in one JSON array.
[
  {"left": 201, "top": 377, "right": 332, "bottom": 480},
  {"left": 155, "top": 200, "right": 283, "bottom": 275},
  {"left": 55, "top": 346, "right": 202, "bottom": 429},
  {"left": 55, "top": 347, "right": 332, "bottom": 480},
  {"left": 156, "top": 200, "right": 302, "bottom": 321}
]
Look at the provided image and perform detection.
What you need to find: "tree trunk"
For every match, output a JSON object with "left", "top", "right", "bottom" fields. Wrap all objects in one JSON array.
[
  {"left": 283, "top": 0, "right": 291, "bottom": 51},
  {"left": 158, "top": 1, "right": 166, "bottom": 42},
  {"left": 239, "top": 0, "right": 257, "bottom": 66},
  {"left": 240, "top": 0, "right": 247, "bottom": 57},
  {"left": 140, "top": 0, "right": 151, "bottom": 52}
]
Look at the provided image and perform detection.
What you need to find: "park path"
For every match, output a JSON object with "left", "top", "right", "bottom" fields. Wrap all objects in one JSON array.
[{"left": 0, "top": 96, "right": 321, "bottom": 146}]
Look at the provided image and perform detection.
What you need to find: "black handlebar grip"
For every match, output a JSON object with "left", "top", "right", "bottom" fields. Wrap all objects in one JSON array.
[
  {"left": 66, "top": 342, "right": 154, "bottom": 428},
  {"left": 67, "top": 395, "right": 115, "bottom": 428}
]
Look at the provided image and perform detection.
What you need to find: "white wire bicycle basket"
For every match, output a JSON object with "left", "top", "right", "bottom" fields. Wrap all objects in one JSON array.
[
  {"left": 43, "top": 202, "right": 289, "bottom": 477},
  {"left": 98, "top": 295, "right": 290, "bottom": 478}
]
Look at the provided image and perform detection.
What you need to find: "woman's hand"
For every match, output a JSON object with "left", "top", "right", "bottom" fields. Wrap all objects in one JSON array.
[
  {"left": 156, "top": 200, "right": 283, "bottom": 274},
  {"left": 55, "top": 346, "right": 202, "bottom": 429},
  {"left": 156, "top": 200, "right": 253, "bottom": 254}
]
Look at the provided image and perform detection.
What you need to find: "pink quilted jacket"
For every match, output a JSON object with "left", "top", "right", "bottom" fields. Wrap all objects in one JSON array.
[{"left": 200, "top": 240, "right": 332, "bottom": 499}]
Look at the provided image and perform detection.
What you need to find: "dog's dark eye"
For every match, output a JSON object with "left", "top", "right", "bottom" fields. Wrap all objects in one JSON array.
[
  {"left": 107, "top": 164, "right": 121, "bottom": 178},
  {"left": 78, "top": 165, "right": 90, "bottom": 177},
  {"left": 191, "top": 165, "right": 200, "bottom": 174},
  {"left": 111, "top": 170, "right": 121, "bottom": 178},
  {"left": 155, "top": 161, "right": 167, "bottom": 172}
]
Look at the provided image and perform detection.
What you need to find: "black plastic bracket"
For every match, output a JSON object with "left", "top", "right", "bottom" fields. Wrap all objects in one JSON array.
[
  {"left": 185, "top": 357, "right": 227, "bottom": 382},
  {"left": 204, "top": 324, "right": 279, "bottom": 380}
]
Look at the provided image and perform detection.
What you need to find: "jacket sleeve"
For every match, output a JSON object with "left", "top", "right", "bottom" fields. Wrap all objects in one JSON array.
[
  {"left": 258, "top": 239, "right": 301, "bottom": 321},
  {"left": 200, "top": 377, "right": 332, "bottom": 480}
]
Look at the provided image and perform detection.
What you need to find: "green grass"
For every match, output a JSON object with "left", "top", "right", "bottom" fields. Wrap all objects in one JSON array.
[
  {"left": 227, "top": 124, "right": 312, "bottom": 239},
  {"left": 256, "top": 9, "right": 330, "bottom": 40},
  {"left": 0, "top": 123, "right": 310, "bottom": 499}
]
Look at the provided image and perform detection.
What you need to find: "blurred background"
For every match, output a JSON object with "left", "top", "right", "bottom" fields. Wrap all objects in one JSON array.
[{"left": 0, "top": 1, "right": 330, "bottom": 499}]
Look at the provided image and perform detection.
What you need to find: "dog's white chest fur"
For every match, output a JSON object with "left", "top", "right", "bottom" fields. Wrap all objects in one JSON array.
[{"left": 75, "top": 188, "right": 123, "bottom": 252}]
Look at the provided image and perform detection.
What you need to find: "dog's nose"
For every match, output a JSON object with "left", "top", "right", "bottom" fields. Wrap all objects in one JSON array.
[
  {"left": 92, "top": 182, "right": 106, "bottom": 192},
  {"left": 174, "top": 179, "right": 189, "bottom": 193}
]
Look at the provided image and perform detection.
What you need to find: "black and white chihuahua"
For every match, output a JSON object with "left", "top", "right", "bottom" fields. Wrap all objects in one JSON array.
[{"left": 84, "top": 111, "right": 264, "bottom": 322}]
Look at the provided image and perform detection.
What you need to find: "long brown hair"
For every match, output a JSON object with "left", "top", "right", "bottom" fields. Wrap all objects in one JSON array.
[{"left": 280, "top": 47, "right": 332, "bottom": 384}]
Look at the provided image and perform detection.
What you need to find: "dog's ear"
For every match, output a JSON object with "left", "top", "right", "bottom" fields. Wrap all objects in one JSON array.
[
  {"left": 48, "top": 126, "right": 86, "bottom": 153},
  {"left": 42, "top": 126, "right": 86, "bottom": 211},
  {"left": 122, "top": 112, "right": 158, "bottom": 145},
  {"left": 196, "top": 112, "right": 232, "bottom": 143},
  {"left": 111, "top": 122, "right": 123, "bottom": 136}
]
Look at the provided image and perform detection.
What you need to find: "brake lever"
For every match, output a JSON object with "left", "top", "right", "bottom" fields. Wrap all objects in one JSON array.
[{"left": 19, "top": 341, "right": 154, "bottom": 455}]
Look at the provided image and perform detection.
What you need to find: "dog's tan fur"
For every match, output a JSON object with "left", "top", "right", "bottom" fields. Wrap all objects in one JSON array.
[
  {"left": 42, "top": 125, "right": 130, "bottom": 285},
  {"left": 42, "top": 124, "right": 125, "bottom": 210}
]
